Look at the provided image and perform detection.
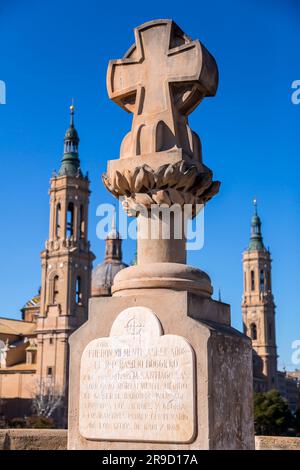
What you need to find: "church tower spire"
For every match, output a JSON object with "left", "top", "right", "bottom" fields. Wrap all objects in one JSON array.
[
  {"left": 91, "top": 208, "right": 128, "bottom": 297},
  {"left": 242, "top": 199, "right": 278, "bottom": 392},
  {"left": 104, "top": 207, "right": 123, "bottom": 263},
  {"left": 36, "top": 103, "right": 95, "bottom": 425},
  {"left": 248, "top": 199, "right": 265, "bottom": 252},
  {"left": 59, "top": 102, "right": 81, "bottom": 177}
]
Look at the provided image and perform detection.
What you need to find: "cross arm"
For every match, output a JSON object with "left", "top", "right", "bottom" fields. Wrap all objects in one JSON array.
[
  {"left": 167, "top": 40, "right": 218, "bottom": 115},
  {"left": 167, "top": 40, "right": 218, "bottom": 96},
  {"left": 107, "top": 58, "right": 142, "bottom": 113}
]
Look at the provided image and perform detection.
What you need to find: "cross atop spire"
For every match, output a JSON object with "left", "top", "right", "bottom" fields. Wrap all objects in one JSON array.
[
  {"left": 253, "top": 197, "right": 257, "bottom": 215},
  {"left": 70, "top": 98, "right": 75, "bottom": 126},
  {"left": 248, "top": 198, "right": 265, "bottom": 252}
]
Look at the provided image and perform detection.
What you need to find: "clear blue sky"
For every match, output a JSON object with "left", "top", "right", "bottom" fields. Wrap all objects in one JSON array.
[{"left": 0, "top": 0, "right": 299, "bottom": 370}]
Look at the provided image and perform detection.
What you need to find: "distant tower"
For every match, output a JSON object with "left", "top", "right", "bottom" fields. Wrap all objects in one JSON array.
[
  {"left": 92, "top": 208, "right": 127, "bottom": 297},
  {"left": 36, "top": 104, "right": 95, "bottom": 424},
  {"left": 242, "top": 199, "right": 278, "bottom": 391}
]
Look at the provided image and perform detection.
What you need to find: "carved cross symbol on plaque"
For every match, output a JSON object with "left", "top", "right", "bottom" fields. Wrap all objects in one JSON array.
[
  {"left": 107, "top": 19, "right": 218, "bottom": 158},
  {"left": 125, "top": 317, "right": 143, "bottom": 336}
]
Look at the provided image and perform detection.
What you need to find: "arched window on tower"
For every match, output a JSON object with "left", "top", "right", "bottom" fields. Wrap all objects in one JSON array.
[
  {"left": 251, "top": 270, "right": 255, "bottom": 291},
  {"left": 56, "top": 203, "right": 61, "bottom": 238},
  {"left": 67, "top": 202, "right": 74, "bottom": 238},
  {"left": 79, "top": 205, "right": 85, "bottom": 239},
  {"left": 250, "top": 322, "right": 257, "bottom": 341},
  {"left": 113, "top": 243, "right": 117, "bottom": 257},
  {"left": 267, "top": 271, "right": 271, "bottom": 291},
  {"left": 53, "top": 275, "right": 59, "bottom": 304},
  {"left": 268, "top": 322, "right": 272, "bottom": 340},
  {"left": 76, "top": 276, "right": 82, "bottom": 305},
  {"left": 259, "top": 269, "right": 265, "bottom": 291}
]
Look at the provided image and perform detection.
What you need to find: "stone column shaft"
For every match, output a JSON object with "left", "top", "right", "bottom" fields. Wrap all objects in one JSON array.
[{"left": 137, "top": 211, "right": 186, "bottom": 265}]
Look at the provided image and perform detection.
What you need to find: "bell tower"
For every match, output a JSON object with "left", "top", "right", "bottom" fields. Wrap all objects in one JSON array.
[
  {"left": 36, "top": 104, "right": 95, "bottom": 423},
  {"left": 242, "top": 199, "right": 278, "bottom": 391}
]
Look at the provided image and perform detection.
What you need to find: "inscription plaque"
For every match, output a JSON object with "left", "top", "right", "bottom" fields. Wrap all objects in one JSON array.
[{"left": 79, "top": 306, "right": 196, "bottom": 443}]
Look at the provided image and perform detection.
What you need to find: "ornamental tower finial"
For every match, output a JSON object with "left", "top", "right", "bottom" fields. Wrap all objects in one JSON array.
[
  {"left": 70, "top": 98, "right": 75, "bottom": 126},
  {"left": 105, "top": 206, "right": 122, "bottom": 262},
  {"left": 248, "top": 198, "right": 265, "bottom": 252},
  {"left": 253, "top": 197, "right": 257, "bottom": 215},
  {"left": 58, "top": 101, "right": 81, "bottom": 177}
]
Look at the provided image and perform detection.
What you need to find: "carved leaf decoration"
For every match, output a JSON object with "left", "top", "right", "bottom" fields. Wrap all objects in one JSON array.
[
  {"left": 183, "top": 191, "right": 195, "bottom": 204},
  {"left": 102, "top": 173, "right": 110, "bottom": 189},
  {"left": 175, "top": 166, "right": 198, "bottom": 191},
  {"left": 153, "top": 164, "right": 169, "bottom": 187},
  {"left": 134, "top": 193, "right": 153, "bottom": 205},
  {"left": 102, "top": 161, "right": 220, "bottom": 215},
  {"left": 152, "top": 190, "right": 171, "bottom": 205},
  {"left": 115, "top": 170, "right": 130, "bottom": 193},
  {"left": 102, "top": 173, "right": 119, "bottom": 197},
  {"left": 130, "top": 167, "right": 140, "bottom": 190},
  {"left": 167, "top": 188, "right": 185, "bottom": 205},
  {"left": 111, "top": 172, "right": 117, "bottom": 193},
  {"left": 201, "top": 181, "right": 220, "bottom": 203},
  {"left": 124, "top": 169, "right": 134, "bottom": 192},
  {"left": 143, "top": 166, "right": 155, "bottom": 189},
  {"left": 163, "top": 164, "right": 178, "bottom": 187},
  {"left": 134, "top": 167, "right": 147, "bottom": 192},
  {"left": 194, "top": 172, "right": 213, "bottom": 197}
]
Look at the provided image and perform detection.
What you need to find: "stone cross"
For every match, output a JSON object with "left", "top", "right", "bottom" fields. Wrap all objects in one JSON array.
[{"left": 107, "top": 19, "right": 218, "bottom": 159}]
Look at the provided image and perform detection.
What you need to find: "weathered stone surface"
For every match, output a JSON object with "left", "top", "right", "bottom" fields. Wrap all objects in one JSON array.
[
  {"left": 112, "top": 262, "right": 214, "bottom": 298},
  {"left": 103, "top": 161, "right": 220, "bottom": 215},
  {"left": 79, "top": 306, "right": 195, "bottom": 443},
  {"left": 0, "top": 430, "right": 8, "bottom": 450},
  {"left": 255, "top": 436, "right": 300, "bottom": 450},
  {"left": 107, "top": 19, "right": 218, "bottom": 161},
  {"left": 0, "top": 429, "right": 67, "bottom": 450},
  {"left": 104, "top": 19, "right": 220, "bottom": 215},
  {"left": 68, "top": 292, "right": 254, "bottom": 450},
  {"left": 1, "top": 431, "right": 300, "bottom": 450}
]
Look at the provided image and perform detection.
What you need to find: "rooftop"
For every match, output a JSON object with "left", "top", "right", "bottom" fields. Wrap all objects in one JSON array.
[
  {"left": 0, "top": 362, "right": 37, "bottom": 373},
  {"left": 0, "top": 317, "right": 36, "bottom": 336}
]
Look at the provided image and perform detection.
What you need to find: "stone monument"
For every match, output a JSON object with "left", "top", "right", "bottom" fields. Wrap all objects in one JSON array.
[{"left": 68, "top": 19, "right": 255, "bottom": 450}]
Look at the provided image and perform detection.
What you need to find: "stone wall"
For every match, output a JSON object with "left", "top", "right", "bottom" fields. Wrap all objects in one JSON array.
[
  {"left": 0, "top": 372, "right": 36, "bottom": 399},
  {"left": 255, "top": 436, "right": 300, "bottom": 450},
  {"left": 0, "top": 430, "right": 299, "bottom": 450},
  {"left": 0, "top": 429, "right": 67, "bottom": 450}
]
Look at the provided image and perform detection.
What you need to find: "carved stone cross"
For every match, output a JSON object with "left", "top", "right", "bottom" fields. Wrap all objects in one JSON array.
[{"left": 107, "top": 19, "right": 218, "bottom": 160}]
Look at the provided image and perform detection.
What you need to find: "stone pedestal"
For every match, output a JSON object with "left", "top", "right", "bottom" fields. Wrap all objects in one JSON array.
[{"left": 68, "top": 291, "right": 254, "bottom": 450}]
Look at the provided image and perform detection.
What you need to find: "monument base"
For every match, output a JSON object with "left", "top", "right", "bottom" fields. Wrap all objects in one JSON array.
[{"left": 68, "top": 290, "right": 254, "bottom": 450}]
